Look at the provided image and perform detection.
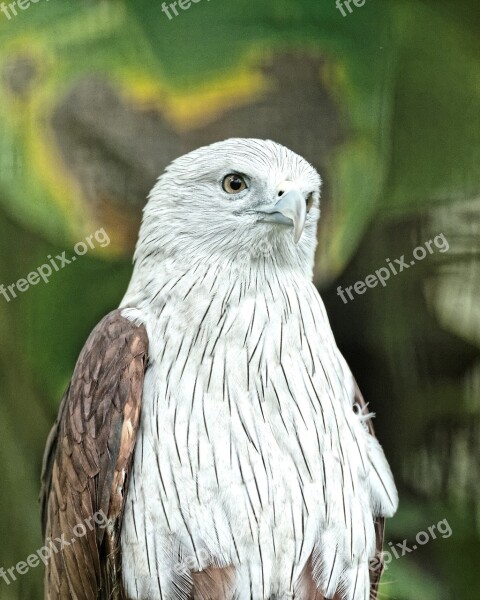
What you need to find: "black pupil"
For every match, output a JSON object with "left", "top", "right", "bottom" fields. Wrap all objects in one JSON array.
[{"left": 230, "top": 177, "right": 242, "bottom": 191}]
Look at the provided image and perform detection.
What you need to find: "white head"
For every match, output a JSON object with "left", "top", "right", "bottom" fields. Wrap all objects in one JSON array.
[{"left": 126, "top": 139, "right": 321, "bottom": 299}]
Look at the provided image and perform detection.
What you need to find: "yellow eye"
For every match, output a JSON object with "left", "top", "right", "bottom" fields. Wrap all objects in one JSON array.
[{"left": 222, "top": 174, "right": 247, "bottom": 194}]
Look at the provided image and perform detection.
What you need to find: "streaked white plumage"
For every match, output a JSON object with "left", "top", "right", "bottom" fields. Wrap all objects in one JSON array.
[{"left": 119, "top": 139, "right": 398, "bottom": 600}]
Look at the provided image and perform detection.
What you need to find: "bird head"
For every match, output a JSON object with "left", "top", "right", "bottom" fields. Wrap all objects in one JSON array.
[{"left": 133, "top": 138, "right": 322, "bottom": 281}]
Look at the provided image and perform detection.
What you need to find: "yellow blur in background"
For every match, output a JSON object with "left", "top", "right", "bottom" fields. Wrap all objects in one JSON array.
[{"left": 0, "top": 1, "right": 479, "bottom": 598}]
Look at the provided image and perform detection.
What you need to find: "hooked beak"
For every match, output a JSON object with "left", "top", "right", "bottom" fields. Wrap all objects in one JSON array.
[{"left": 256, "top": 186, "right": 307, "bottom": 244}]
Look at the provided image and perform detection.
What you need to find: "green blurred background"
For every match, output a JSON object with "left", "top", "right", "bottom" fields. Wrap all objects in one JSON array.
[{"left": 0, "top": 0, "right": 479, "bottom": 598}]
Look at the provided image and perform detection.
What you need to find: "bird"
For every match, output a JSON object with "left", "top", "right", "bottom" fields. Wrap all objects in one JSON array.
[{"left": 41, "top": 138, "right": 398, "bottom": 600}]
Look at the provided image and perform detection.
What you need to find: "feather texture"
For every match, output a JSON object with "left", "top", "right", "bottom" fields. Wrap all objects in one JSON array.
[
  {"left": 40, "top": 310, "right": 149, "bottom": 599},
  {"left": 118, "top": 139, "right": 397, "bottom": 600},
  {"left": 41, "top": 139, "right": 397, "bottom": 600},
  {"left": 120, "top": 255, "right": 397, "bottom": 599}
]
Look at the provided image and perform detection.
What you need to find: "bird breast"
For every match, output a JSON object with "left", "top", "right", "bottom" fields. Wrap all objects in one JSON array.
[{"left": 120, "top": 264, "right": 396, "bottom": 600}]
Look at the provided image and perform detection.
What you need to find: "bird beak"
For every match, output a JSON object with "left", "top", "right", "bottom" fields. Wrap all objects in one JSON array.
[{"left": 257, "top": 187, "right": 307, "bottom": 244}]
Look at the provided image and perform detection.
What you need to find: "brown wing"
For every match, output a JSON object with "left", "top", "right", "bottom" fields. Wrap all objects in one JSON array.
[
  {"left": 40, "top": 309, "right": 149, "bottom": 600},
  {"left": 297, "top": 378, "right": 386, "bottom": 600}
]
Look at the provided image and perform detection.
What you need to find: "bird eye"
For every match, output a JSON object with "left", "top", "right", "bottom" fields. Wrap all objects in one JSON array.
[
  {"left": 306, "top": 193, "right": 314, "bottom": 212},
  {"left": 222, "top": 174, "right": 247, "bottom": 194}
]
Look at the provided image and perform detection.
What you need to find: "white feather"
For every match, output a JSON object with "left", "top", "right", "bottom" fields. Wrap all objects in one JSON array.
[{"left": 119, "top": 139, "right": 398, "bottom": 599}]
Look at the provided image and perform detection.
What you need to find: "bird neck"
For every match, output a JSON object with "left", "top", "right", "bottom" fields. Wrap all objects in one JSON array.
[{"left": 121, "top": 251, "right": 313, "bottom": 311}]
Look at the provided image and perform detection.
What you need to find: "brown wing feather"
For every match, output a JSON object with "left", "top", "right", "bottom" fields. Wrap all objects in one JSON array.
[
  {"left": 41, "top": 311, "right": 385, "bottom": 600},
  {"left": 40, "top": 309, "right": 149, "bottom": 600}
]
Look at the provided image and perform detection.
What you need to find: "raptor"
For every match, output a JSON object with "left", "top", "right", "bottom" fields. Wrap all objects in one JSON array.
[{"left": 41, "top": 138, "right": 397, "bottom": 600}]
